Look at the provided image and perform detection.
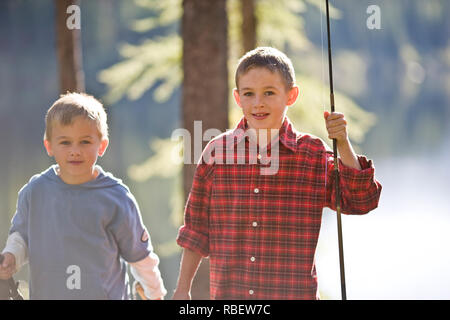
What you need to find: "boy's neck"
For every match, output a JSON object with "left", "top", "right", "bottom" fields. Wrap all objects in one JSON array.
[
  {"left": 245, "top": 117, "right": 284, "bottom": 149},
  {"left": 251, "top": 128, "right": 279, "bottom": 150}
]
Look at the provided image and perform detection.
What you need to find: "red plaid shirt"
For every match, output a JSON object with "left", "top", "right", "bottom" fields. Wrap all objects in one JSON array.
[{"left": 177, "top": 117, "right": 381, "bottom": 300}]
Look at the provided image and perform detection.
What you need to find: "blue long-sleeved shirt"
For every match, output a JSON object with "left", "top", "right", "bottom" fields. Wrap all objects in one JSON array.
[{"left": 10, "top": 165, "right": 152, "bottom": 299}]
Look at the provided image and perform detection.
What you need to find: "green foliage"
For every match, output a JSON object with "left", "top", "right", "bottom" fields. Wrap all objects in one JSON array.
[
  {"left": 97, "top": 0, "right": 182, "bottom": 105},
  {"left": 288, "top": 75, "right": 376, "bottom": 145},
  {"left": 97, "top": 35, "right": 181, "bottom": 104},
  {"left": 127, "top": 138, "right": 184, "bottom": 257},
  {"left": 128, "top": 138, "right": 181, "bottom": 181},
  {"left": 131, "top": 0, "right": 181, "bottom": 32},
  {"left": 255, "top": 0, "right": 341, "bottom": 52},
  {"left": 257, "top": 0, "right": 310, "bottom": 51}
]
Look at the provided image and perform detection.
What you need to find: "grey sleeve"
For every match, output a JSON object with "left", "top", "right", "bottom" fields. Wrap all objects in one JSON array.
[{"left": 109, "top": 191, "right": 152, "bottom": 263}]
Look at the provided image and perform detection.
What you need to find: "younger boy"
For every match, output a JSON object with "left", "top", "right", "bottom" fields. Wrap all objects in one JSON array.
[
  {"left": 0, "top": 93, "right": 166, "bottom": 300},
  {"left": 174, "top": 47, "right": 382, "bottom": 300}
]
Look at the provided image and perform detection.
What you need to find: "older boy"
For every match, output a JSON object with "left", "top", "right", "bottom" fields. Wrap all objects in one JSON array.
[
  {"left": 174, "top": 47, "right": 381, "bottom": 300},
  {"left": 0, "top": 93, "right": 166, "bottom": 300}
]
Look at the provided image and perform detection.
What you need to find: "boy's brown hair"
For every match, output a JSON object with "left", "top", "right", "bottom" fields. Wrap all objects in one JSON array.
[
  {"left": 235, "top": 47, "right": 296, "bottom": 90},
  {"left": 44, "top": 92, "right": 108, "bottom": 141}
]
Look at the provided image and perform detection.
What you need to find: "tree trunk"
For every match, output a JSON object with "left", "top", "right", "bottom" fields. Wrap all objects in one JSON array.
[
  {"left": 241, "top": 0, "right": 257, "bottom": 53},
  {"left": 182, "top": 0, "right": 229, "bottom": 299},
  {"left": 55, "top": 0, "right": 85, "bottom": 93}
]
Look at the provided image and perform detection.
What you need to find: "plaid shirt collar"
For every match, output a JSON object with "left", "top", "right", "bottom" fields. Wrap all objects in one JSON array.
[{"left": 228, "top": 116, "right": 300, "bottom": 152}]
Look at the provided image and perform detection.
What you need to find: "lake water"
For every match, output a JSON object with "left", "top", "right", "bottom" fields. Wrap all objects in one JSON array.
[{"left": 316, "top": 155, "right": 450, "bottom": 299}]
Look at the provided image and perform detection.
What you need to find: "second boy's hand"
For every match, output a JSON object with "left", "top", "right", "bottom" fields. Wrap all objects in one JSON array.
[
  {"left": 0, "top": 253, "right": 16, "bottom": 280},
  {"left": 324, "top": 111, "right": 362, "bottom": 171}
]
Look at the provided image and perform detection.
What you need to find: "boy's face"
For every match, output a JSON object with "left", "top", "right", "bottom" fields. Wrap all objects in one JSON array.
[
  {"left": 44, "top": 116, "right": 108, "bottom": 185},
  {"left": 233, "top": 67, "right": 299, "bottom": 131}
]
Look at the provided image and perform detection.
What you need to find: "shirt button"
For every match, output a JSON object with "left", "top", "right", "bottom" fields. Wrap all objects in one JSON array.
[
  {"left": 257, "top": 153, "right": 262, "bottom": 160},
  {"left": 250, "top": 256, "right": 256, "bottom": 262},
  {"left": 253, "top": 188, "right": 259, "bottom": 194},
  {"left": 252, "top": 221, "right": 258, "bottom": 227},
  {"left": 249, "top": 290, "right": 254, "bottom": 295}
]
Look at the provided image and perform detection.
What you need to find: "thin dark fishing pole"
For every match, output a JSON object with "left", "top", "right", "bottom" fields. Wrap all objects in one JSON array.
[{"left": 325, "top": 0, "right": 347, "bottom": 300}]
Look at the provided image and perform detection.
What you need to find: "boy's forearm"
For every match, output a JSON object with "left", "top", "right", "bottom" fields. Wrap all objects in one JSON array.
[
  {"left": 337, "top": 138, "right": 362, "bottom": 170},
  {"left": 130, "top": 252, "right": 167, "bottom": 299},
  {"left": 175, "top": 248, "right": 203, "bottom": 293}
]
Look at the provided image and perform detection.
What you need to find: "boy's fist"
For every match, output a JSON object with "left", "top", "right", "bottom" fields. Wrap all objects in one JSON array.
[
  {"left": 0, "top": 253, "right": 16, "bottom": 280},
  {"left": 324, "top": 111, "right": 348, "bottom": 143}
]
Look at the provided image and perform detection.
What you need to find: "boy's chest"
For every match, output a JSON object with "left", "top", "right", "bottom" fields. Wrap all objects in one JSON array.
[
  {"left": 210, "top": 150, "right": 326, "bottom": 212},
  {"left": 28, "top": 188, "right": 117, "bottom": 243}
]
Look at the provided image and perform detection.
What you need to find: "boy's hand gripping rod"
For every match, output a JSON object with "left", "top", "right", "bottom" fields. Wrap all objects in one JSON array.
[
  {"left": 0, "top": 254, "right": 24, "bottom": 300},
  {"left": 325, "top": 0, "right": 347, "bottom": 300}
]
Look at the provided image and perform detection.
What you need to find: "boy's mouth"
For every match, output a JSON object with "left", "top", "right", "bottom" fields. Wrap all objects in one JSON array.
[
  {"left": 68, "top": 160, "right": 83, "bottom": 165},
  {"left": 252, "top": 112, "right": 270, "bottom": 120}
]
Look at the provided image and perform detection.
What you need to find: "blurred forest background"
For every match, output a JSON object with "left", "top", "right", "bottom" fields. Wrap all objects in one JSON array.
[{"left": 0, "top": 0, "right": 449, "bottom": 299}]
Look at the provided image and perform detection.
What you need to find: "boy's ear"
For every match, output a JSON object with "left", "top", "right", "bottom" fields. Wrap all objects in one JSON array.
[
  {"left": 233, "top": 88, "right": 242, "bottom": 108},
  {"left": 98, "top": 139, "right": 109, "bottom": 157},
  {"left": 43, "top": 139, "right": 53, "bottom": 157},
  {"left": 287, "top": 86, "right": 299, "bottom": 106}
]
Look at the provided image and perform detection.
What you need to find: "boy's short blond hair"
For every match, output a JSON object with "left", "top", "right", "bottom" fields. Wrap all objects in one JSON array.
[
  {"left": 44, "top": 92, "right": 108, "bottom": 141},
  {"left": 235, "top": 47, "right": 296, "bottom": 90}
]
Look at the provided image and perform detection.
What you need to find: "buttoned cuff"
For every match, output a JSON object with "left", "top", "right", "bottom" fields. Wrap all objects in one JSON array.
[{"left": 339, "top": 155, "right": 376, "bottom": 190}]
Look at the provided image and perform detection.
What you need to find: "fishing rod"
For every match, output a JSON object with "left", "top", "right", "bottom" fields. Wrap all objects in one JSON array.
[{"left": 325, "top": 0, "right": 347, "bottom": 300}]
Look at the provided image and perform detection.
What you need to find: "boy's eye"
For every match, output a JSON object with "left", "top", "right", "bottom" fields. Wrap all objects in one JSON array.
[
  {"left": 243, "top": 92, "right": 253, "bottom": 97},
  {"left": 265, "top": 91, "right": 275, "bottom": 96},
  {"left": 81, "top": 140, "right": 91, "bottom": 144},
  {"left": 59, "top": 141, "right": 70, "bottom": 145}
]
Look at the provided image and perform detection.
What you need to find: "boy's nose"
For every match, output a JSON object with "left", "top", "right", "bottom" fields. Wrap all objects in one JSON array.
[
  {"left": 69, "top": 147, "right": 81, "bottom": 156},
  {"left": 253, "top": 95, "right": 265, "bottom": 108}
]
